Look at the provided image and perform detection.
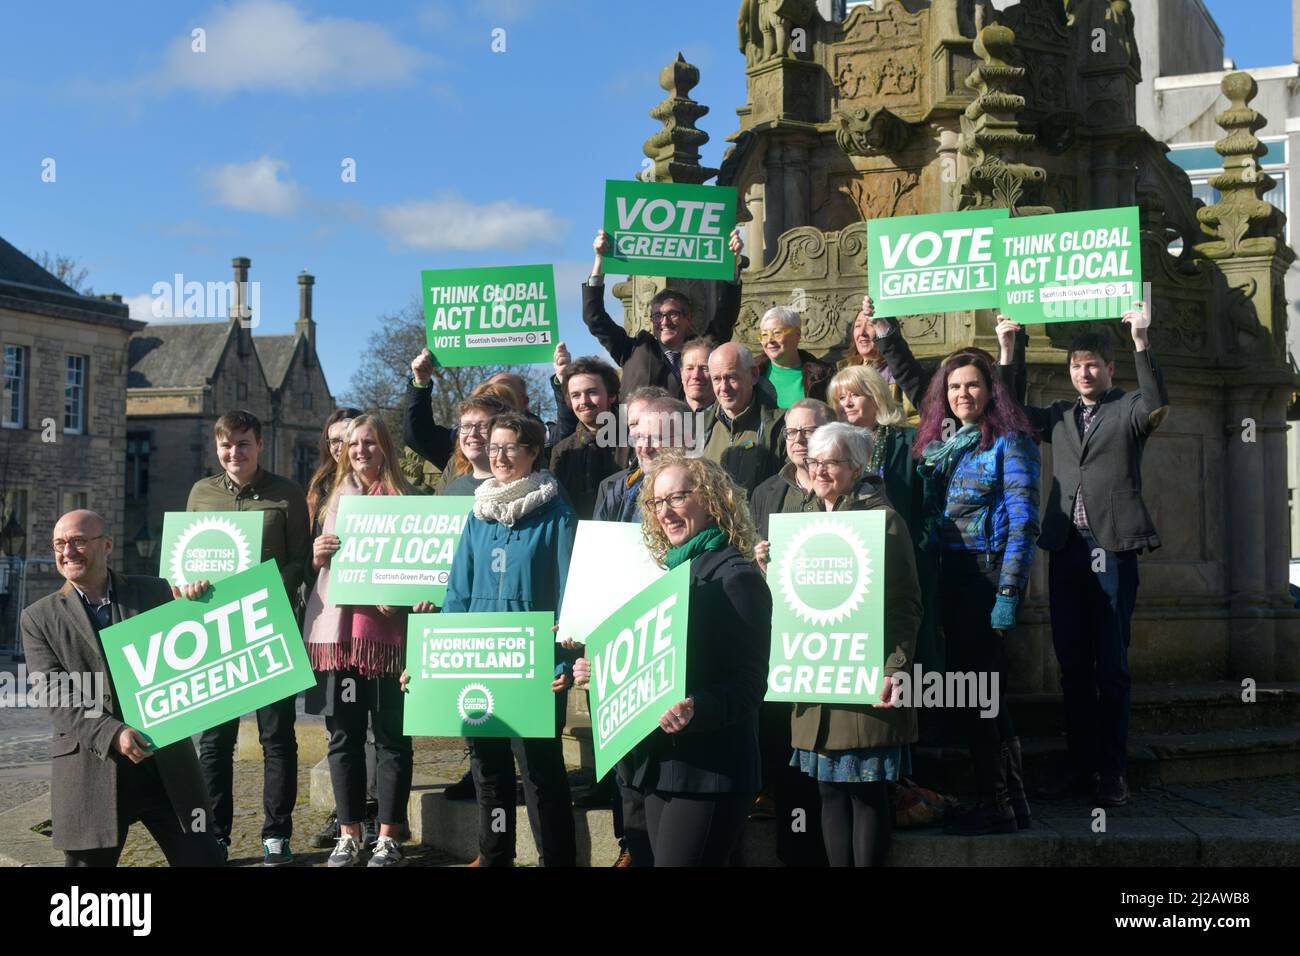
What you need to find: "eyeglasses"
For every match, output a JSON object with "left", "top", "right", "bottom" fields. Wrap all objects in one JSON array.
[
  {"left": 648, "top": 489, "right": 697, "bottom": 513},
  {"left": 488, "top": 443, "right": 530, "bottom": 458},
  {"left": 651, "top": 309, "right": 685, "bottom": 323},
  {"left": 785, "top": 427, "right": 818, "bottom": 441},
  {"left": 459, "top": 421, "right": 490, "bottom": 434},
  {"left": 758, "top": 328, "right": 795, "bottom": 341},
  {"left": 328, "top": 437, "right": 347, "bottom": 448},
  {"left": 805, "top": 458, "right": 850, "bottom": 472},
  {"left": 53, "top": 535, "right": 106, "bottom": 554}
]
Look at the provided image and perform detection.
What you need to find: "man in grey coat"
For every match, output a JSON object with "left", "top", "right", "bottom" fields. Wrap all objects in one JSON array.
[{"left": 21, "top": 509, "right": 223, "bottom": 867}]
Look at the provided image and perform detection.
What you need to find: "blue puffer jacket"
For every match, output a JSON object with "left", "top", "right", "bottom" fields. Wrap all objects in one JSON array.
[{"left": 924, "top": 432, "right": 1041, "bottom": 593}]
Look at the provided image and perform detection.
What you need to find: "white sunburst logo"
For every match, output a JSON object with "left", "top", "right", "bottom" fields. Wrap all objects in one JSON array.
[
  {"left": 169, "top": 516, "right": 253, "bottom": 586},
  {"left": 457, "top": 683, "right": 494, "bottom": 726},
  {"left": 777, "top": 519, "right": 872, "bottom": 627}
]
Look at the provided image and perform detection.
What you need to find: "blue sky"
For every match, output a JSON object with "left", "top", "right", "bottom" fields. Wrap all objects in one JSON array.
[{"left": 0, "top": 0, "right": 1292, "bottom": 402}]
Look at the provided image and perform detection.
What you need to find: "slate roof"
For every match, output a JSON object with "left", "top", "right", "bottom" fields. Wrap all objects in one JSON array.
[
  {"left": 127, "top": 322, "right": 232, "bottom": 389},
  {"left": 0, "top": 234, "right": 138, "bottom": 329},
  {"left": 255, "top": 335, "right": 298, "bottom": 389},
  {"left": 0, "top": 236, "right": 77, "bottom": 293}
]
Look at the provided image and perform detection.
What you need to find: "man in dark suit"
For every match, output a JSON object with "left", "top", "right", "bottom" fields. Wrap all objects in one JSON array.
[
  {"left": 584, "top": 226, "right": 744, "bottom": 401},
  {"left": 998, "top": 305, "right": 1168, "bottom": 808},
  {"left": 21, "top": 509, "right": 224, "bottom": 867}
]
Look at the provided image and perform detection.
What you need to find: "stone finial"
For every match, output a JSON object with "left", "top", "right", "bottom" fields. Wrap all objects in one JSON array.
[
  {"left": 1194, "top": 72, "right": 1290, "bottom": 260},
  {"left": 642, "top": 53, "right": 718, "bottom": 184},
  {"left": 958, "top": 25, "right": 1052, "bottom": 216}
]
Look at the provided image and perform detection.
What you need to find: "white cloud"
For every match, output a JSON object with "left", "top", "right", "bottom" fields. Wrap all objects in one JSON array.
[
  {"left": 125, "top": 292, "right": 173, "bottom": 323},
  {"left": 205, "top": 156, "right": 301, "bottom": 216},
  {"left": 157, "top": 0, "right": 427, "bottom": 95},
  {"left": 375, "top": 195, "right": 568, "bottom": 251}
]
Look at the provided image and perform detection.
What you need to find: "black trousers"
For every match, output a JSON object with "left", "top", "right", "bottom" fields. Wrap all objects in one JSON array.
[
  {"left": 198, "top": 693, "right": 297, "bottom": 842},
  {"left": 940, "top": 552, "right": 1015, "bottom": 801},
  {"left": 324, "top": 670, "right": 412, "bottom": 825},
  {"left": 818, "top": 780, "right": 891, "bottom": 867},
  {"left": 614, "top": 754, "right": 653, "bottom": 866},
  {"left": 645, "top": 791, "right": 752, "bottom": 867},
  {"left": 469, "top": 691, "right": 575, "bottom": 866},
  {"left": 1049, "top": 527, "right": 1139, "bottom": 775},
  {"left": 65, "top": 759, "right": 225, "bottom": 867},
  {"left": 760, "top": 702, "right": 828, "bottom": 866}
]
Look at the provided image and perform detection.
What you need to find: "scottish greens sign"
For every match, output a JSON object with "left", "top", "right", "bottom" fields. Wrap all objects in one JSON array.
[
  {"left": 868, "top": 209, "right": 1008, "bottom": 317},
  {"left": 99, "top": 560, "right": 313, "bottom": 749},
  {"left": 603, "top": 180, "right": 736, "bottom": 280},
  {"left": 765, "top": 511, "right": 887, "bottom": 703},
  {"left": 421, "top": 264, "right": 558, "bottom": 367},
  {"left": 327, "top": 496, "right": 473, "bottom": 606},
  {"left": 402, "top": 612, "right": 556, "bottom": 737},
  {"left": 586, "top": 563, "right": 691, "bottom": 780},
  {"left": 160, "top": 511, "right": 263, "bottom": 586}
]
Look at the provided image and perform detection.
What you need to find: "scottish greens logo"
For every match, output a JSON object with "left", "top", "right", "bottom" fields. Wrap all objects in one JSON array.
[
  {"left": 776, "top": 518, "right": 872, "bottom": 627},
  {"left": 456, "top": 683, "right": 494, "bottom": 726},
  {"left": 167, "top": 515, "right": 255, "bottom": 586}
]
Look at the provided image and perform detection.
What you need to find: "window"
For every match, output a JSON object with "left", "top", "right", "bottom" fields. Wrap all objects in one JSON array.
[
  {"left": 62, "top": 490, "right": 88, "bottom": 513},
  {"left": 294, "top": 444, "right": 315, "bottom": 489},
  {"left": 64, "top": 355, "right": 87, "bottom": 434},
  {"left": 1169, "top": 138, "right": 1289, "bottom": 246},
  {"left": 300, "top": 390, "right": 312, "bottom": 410},
  {"left": 1, "top": 489, "right": 28, "bottom": 558},
  {"left": 3, "top": 345, "right": 27, "bottom": 428},
  {"left": 236, "top": 380, "right": 248, "bottom": 401},
  {"left": 126, "top": 432, "right": 151, "bottom": 500}
]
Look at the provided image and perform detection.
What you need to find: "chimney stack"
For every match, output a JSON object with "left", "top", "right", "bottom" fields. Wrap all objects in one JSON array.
[
  {"left": 296, "top": 270, "right": 316, "bottom": 362},
  {"left": 230, "top": 256, "right": 251, "bottom": 324}
]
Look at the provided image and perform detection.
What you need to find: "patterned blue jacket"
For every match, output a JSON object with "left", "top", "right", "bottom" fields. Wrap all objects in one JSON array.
[{"left": 925, "top": 432, "right": 1041, "bottom": 593}]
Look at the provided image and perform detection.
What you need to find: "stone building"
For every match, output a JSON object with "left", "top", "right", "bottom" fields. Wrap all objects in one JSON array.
[
  {"left": 606, "top": 1, "right": 1300, "bottom": 785},
  {"left": 0, "top": 237, "right": 144, "bottom": 650},
  {"left": 124, "top": 258, "right": 334, "bottom": 575}
]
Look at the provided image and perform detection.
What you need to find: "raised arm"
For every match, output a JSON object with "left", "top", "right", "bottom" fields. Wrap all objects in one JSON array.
[
  {"left": 864, "top": 294, "right": 930, "bottom": 410},
  {"left": 995, "top": 316, "right": 1051, "bottom": 435},
  {"left": 403, "top": 349, "right": 454, "bottom": 469},
  {"left": 583, "top": 229, "right": 638, "bottom": 366},
  {"left": 1123, "top": 305, "right": 1169, "bottom": 436},
  {"left": 704, "top": 228, "right": 746, "bottom": 343}
]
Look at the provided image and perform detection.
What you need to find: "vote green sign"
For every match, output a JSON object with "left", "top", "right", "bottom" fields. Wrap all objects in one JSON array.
[
  {"left": 603, "top": 180, "right": 736, "bottom": 280},
  {"left": 421, "top": 264, "right": 557, "bottom": 367},
  {"left": 766, "top": 511, "right": 887, "bottom": 703},
  {"left": 996, "top": 206, "right": 1141, "bottom": 324},
  {"left": 402, "top": 612, "right": 556, "bottom": 737},
  {"left": 160, "top": 511, "right": 264, "bottom": 587},
  {"left": 99, "top": 560, "right": 313, "bottom": 749},
  {"left": 327, "top": 496, "right": 474, "bottom": 606},
  {"left": 868, "top": 209, "right": 1008, "bottom": 318},
  {"left": 587, "top": 563, "right": 691, "bottom": 780}
]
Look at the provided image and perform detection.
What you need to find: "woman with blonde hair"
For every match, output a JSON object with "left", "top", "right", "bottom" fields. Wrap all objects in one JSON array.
[
  {"left": 576, "top": 451, "right": 771, "bottom": 865},
  {"left": 303, "top": 414, "right": 426, "bottom": 867}
]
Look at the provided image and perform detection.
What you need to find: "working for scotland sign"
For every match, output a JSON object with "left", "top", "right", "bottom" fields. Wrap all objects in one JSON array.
[
  {"left": 160, "top": 511, "right": 263, "bottom": 587},
  {"left": 765, "top": 511, "right": 887, "bottom": 703},
  {"left": 99, "top": 560, "right": 313, "bottom": 749},
  {"left": 603, "top": 180, "right": 737, "bottom": 281},
  {"left": 421, "top": 264, "right": 558, "bottom": 367}
]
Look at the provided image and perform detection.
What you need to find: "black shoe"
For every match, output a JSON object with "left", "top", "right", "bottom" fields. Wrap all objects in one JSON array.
[
  {"left": 309, "top": 811, "right": 340, "bottom": 849},
  {"left": 944, "top": 801, "right": 1017, "bottom": 836},
  {"left": 572, "top": 786, "right": 614, "bottom": 809},
  {"left": 1003, "top": 737, "right": 1030, "bottom": 829},
  {"left": 1010, "top": 797, "right": 1032, "bottom": 830},
  {"left": 1097, "top": 773, "right": 1130, "bottom": 808},
  {"left": 216, "top": 837, "right": 231, "bottom": 863},
  {"left": 443, "top": 771, "right": 476, "bottom": 801},
  {"left": 1035, "top": 770, "right": 1099, "bottom": 801}
]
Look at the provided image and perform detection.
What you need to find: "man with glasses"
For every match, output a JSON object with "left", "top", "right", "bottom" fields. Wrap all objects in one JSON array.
[
  {"left": 699, "top": 342, "right": 787, "bottom": 496},
  {"left": 21, "top": 510, "right": 225, "bottom": 867},
  {"left": 754, "top": 306, "right": 835, "bottom": 408},
  {"left": 583, "top": 226, "right": 744, "bottom": 401}
]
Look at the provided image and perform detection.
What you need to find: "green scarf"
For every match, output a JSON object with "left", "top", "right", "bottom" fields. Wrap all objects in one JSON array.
[
  {"left": 917, "top": 423, "right": 982, "bottom": 550},
  {"left": 665, "top": 525, "right": 728, "bottom": 569}
]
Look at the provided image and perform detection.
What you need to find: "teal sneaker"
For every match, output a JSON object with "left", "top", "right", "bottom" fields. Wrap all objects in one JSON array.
[{"left": 262, "top": 837, "right": 294, "bottom": 866}]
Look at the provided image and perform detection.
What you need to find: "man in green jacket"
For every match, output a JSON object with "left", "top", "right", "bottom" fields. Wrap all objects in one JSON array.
[
  {"left": 699, "top": 342, "right": 786, "bottom": 497},
  {"left": 185, "top": 409, "right": 311, "bottom": 866}
]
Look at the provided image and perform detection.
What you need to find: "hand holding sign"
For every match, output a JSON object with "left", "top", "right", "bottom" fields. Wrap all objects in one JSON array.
[
  {"left": 659, "top": 697, "right": 694, "bottom": 734},
  {"left": 573, "top": 655, "right": 590, "bottom": 688},
  {"left": 873, "top": 674, "right": 902, "bottom": 710},
  {"left": 995, "top": 315, "right": 1022, "bottom": 364},
  {"left": 115, "top": 727, "right": 154, "bottom": 763},
  {"left": 729, "top": 227, "right": 743, "bottom": 280},
  {"left": 1123, "top": 300, "right": 1151, "bottom": 351},
  {"left": 313, "top": 533, "right": 340, "bottom": 572},
  {"left": 170, "top": 580, "right": 213, "bottom": 602},
  {"left": 411, "top": 348, "right": 434, "bottom": 387}
]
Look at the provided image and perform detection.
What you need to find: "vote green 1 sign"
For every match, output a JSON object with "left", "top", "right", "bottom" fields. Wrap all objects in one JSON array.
[
  {"left": 327, "top": 496, "right": 473, "bottom": 606},
  {"left": 766, "top": 511, "right": 887, "bottom": 703},
  {"left": 868, "top": 209, "right": 1008, "bottom": 318},
  {"left": 402, "top": 612, "right": 556, "bottom": 737},
  {"left": 421, "top": 264, "right": 558, "bottom": 367},
  {"left": 99, "top": 560, "right": 313, "bottom": 749},
  {"left": 160, "top": 511, "right": 264, "bottom": 587},
  {"left": 995, "top": 206, "right": 1141, "bottom": 324},
  {"left": 603, "top": 180, "right": 736, "bottom": 281},
  {"left": 587, "top": 562, "right": 691, "bottom": 781}
]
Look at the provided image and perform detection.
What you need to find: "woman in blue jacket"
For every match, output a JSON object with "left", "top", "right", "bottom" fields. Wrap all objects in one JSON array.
[{"left": 442, "top": 412, "right": 578, "bottom": 866}]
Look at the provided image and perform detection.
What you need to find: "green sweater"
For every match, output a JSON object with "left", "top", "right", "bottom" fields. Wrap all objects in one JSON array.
[{"left": 185, "top": 467, "right": 311, "bottom": 596}]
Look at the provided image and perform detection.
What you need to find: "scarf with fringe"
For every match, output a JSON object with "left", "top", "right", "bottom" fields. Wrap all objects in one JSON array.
[{"left": 473, "top": 472, "right": 557, "bottom": 526}]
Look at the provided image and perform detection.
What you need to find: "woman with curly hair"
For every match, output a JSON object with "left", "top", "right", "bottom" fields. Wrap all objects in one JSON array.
[{"left": 618, "top": 451, "right": 772, "bottom": 865}]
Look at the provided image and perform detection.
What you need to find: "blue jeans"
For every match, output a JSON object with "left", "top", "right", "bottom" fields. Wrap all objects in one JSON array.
[{"left": 1049, "top": 528, "right": 1140, "bottom": 776}]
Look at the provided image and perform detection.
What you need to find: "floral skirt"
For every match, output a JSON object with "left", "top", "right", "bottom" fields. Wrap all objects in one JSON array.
[{"left": 791, "top": 746, "right": 910, "bottom": 784}]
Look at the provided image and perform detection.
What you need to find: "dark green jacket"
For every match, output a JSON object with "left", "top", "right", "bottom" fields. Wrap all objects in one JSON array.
[
  {"left": 186, "top": 467, "right": 311, "bottom": 596},
  {"left": 789, "top": 481, "right": 921, "bottom": 752},
  {"left": 698, "top": 391, "right": 787, "bottom": 498}
]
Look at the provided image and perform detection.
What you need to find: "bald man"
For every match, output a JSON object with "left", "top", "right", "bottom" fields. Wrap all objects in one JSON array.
[
  {"left": 699, "top": 342, "right": 787, "bottom": 496},
  {"left": 20, "top": 510, "right": 223, "bottom": 867}
]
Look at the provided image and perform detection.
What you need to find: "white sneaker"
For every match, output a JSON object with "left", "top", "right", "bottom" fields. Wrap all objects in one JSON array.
[
  {"left": 367, "top": 835, "right": 404, "bottom": 868},
  {"left": 328, "top": 834, "right": 362, "bottom": 867}
]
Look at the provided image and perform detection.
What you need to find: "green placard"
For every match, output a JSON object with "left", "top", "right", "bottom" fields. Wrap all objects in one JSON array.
[
  {"left": 602, "top": 179, "right": 736, "bottom": 280},
  {"left": 402, "top": 612, "right": 556, "bottom": 737},
  {"left": 995, "top": 206, "right": 1141, "bottom": 324},
  {"left": 421, "top": 264, "right": 557, "bottom": 367},
  {"left": 327, "top": 496, "right": 474, "bottom": 607},
  {"left": 586, "top": 562, "right": 691, "bottom": 781},
  {"left": 160, "top": 511, "right": 264, "bottom": 586},
  {"left": 766, "top": 511, "right": 887, "bottom": 703},
  {"left": 868, "top": 209, "right": 1008, "bottom": 318},
  {"left": 99, "top": 560, "right": 314, "bottom": 749}
]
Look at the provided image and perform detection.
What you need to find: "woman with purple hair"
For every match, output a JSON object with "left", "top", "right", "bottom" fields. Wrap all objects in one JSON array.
[{"left": 867, "top": 299, "right": 1041, "bottom": 836}]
